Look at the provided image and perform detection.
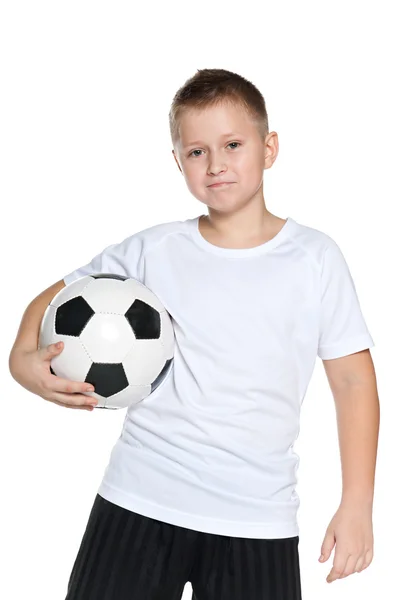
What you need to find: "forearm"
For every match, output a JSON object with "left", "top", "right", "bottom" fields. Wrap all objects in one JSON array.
[
  {"left": 9, "top": 279, "right": 65, "bottom": 373},
  {"left": 333, "top": 378, "right": 380, "bottom": 507}
]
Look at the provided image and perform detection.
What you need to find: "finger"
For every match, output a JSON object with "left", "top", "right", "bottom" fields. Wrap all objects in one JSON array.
[
  {"left": 50, "top": 392, "right": 98, "bottom": 407},
  {"left": 355, "top": 555, "right": 365, "bottom": 573},
  {"left": 42, "top": 341, "right": 64, "bottom": 357},
  {"left": 340, "top": 554, "right": 359, "bottom": 578},
  {"left": 327, "top": 554, "right": 348, "bottom": 582},
  {"left": 50, "top": 398, "right": 94, "bottom": 411},
  {"left": 320, "top": 531, "right": 335, "bottom": 561},
  {"left": 361, "top": 549, "right": 374, "bottom": 571},
  {"left": 49, "top": 376, "right": 95, "bottom": 396}
]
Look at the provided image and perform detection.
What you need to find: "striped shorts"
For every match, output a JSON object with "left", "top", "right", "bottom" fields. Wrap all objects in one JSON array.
[{"left": 65, "top": 494, "right": 302, "bottom": 600}]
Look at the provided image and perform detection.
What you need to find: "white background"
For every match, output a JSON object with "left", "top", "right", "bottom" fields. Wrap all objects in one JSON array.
[{"left": 1, "top": 1, "right": 397, "bottom": 598}]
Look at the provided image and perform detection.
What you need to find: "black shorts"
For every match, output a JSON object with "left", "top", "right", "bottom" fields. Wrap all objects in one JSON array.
[{"left": 65, "top": 494, "right": 302, "bottom": 600}]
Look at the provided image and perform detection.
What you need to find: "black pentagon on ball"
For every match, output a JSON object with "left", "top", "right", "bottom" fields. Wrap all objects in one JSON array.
[
  {"left": 55, "top": 296, "right": 95, "bottom": 336},
  {"left": 151, "top": 358, "right": 173, "bottom": 393},
  {"left": 125, "top": 299, "right": 160, "bottom": 339},
  {"left": 85, "top": 363, "right": 129, "bottom": 397},
  {"left": 90, "top": 273, "right": 128, "bottom": 281}
]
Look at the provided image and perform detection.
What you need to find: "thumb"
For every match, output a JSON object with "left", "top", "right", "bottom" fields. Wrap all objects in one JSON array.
[
  {"left": 43, "top": 341, "right": 63, "bottom": 358},
  {"left": 319, "top": 529, "right": 335, "bottom": 562}
]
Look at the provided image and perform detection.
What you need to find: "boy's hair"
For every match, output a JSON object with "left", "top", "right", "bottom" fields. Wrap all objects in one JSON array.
[{"left": 169, "top": 68, "right": 269, "bottom": 148}]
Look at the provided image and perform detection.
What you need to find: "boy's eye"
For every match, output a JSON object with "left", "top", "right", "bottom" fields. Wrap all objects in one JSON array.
[{"left": 188, "top": 142, "right": 241, "bottom": 158}]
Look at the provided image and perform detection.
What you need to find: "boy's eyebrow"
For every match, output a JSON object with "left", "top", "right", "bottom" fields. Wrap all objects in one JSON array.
[{"left": 183, "top": 132, "right": 243, "bottom": 148}]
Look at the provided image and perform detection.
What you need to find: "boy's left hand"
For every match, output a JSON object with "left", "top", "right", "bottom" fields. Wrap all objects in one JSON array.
[{"left": 319, "top": 501, "right": 374, "bottom": 583}]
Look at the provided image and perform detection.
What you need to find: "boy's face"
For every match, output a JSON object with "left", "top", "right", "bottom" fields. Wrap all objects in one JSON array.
[{"left": 172, "top": 101, "right": 278, "bottom": 214}]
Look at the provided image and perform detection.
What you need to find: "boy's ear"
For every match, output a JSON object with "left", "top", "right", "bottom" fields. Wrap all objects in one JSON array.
[
  {"left": 264, "top": 131, "right": 279, "bottom": 170},
  {"left": 172, "top": 149, "right": 183, "bottom": 174}
]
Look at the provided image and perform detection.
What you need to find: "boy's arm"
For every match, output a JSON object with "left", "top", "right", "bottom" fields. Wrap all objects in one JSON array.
[
  {"left": 9, "top": 279, "right": 66, "bottom": 373},
  {"left": 322, "top": 348, "right": 380, "bottom": 506}
]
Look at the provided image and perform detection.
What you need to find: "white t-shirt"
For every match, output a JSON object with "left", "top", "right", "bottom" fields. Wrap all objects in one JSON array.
[{"left": 64, "top": 215, "right": 374, "bottom": 539}]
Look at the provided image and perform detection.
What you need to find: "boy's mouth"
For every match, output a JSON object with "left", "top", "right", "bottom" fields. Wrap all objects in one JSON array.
[{"left": 208, "top": 182, "right": 234, "bottom": 188}]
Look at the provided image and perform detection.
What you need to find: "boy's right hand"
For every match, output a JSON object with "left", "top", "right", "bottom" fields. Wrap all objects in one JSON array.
[{"left": 11, "top": 341, "right": 98, "bottom": 411}]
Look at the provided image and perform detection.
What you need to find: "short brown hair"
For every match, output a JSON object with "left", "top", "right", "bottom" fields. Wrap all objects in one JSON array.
[{"left": 169, "top": 68, "right": 269, "bottom": 148}]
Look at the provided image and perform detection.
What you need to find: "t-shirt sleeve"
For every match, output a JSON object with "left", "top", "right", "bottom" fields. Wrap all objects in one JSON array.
[
  {"left": 317, "top": 238, "right": 375, "bottom": 360},
  {"left": 63, "top": 233, "right": 144, "bottom": 286}
]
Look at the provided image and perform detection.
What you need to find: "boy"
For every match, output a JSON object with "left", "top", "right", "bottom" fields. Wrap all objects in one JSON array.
[{"left": 9, "top": 68, "right": 379, "bottom": 599}]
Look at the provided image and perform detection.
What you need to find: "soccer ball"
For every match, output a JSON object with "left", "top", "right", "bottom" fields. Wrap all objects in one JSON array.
[{"left": 38, "top": 274, "right": 175, "bottom": 409}]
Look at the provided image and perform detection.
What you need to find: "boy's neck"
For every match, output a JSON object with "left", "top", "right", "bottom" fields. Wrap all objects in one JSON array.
[{"left": 199, "top": 210, "right": 287, "bottom": 250}]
